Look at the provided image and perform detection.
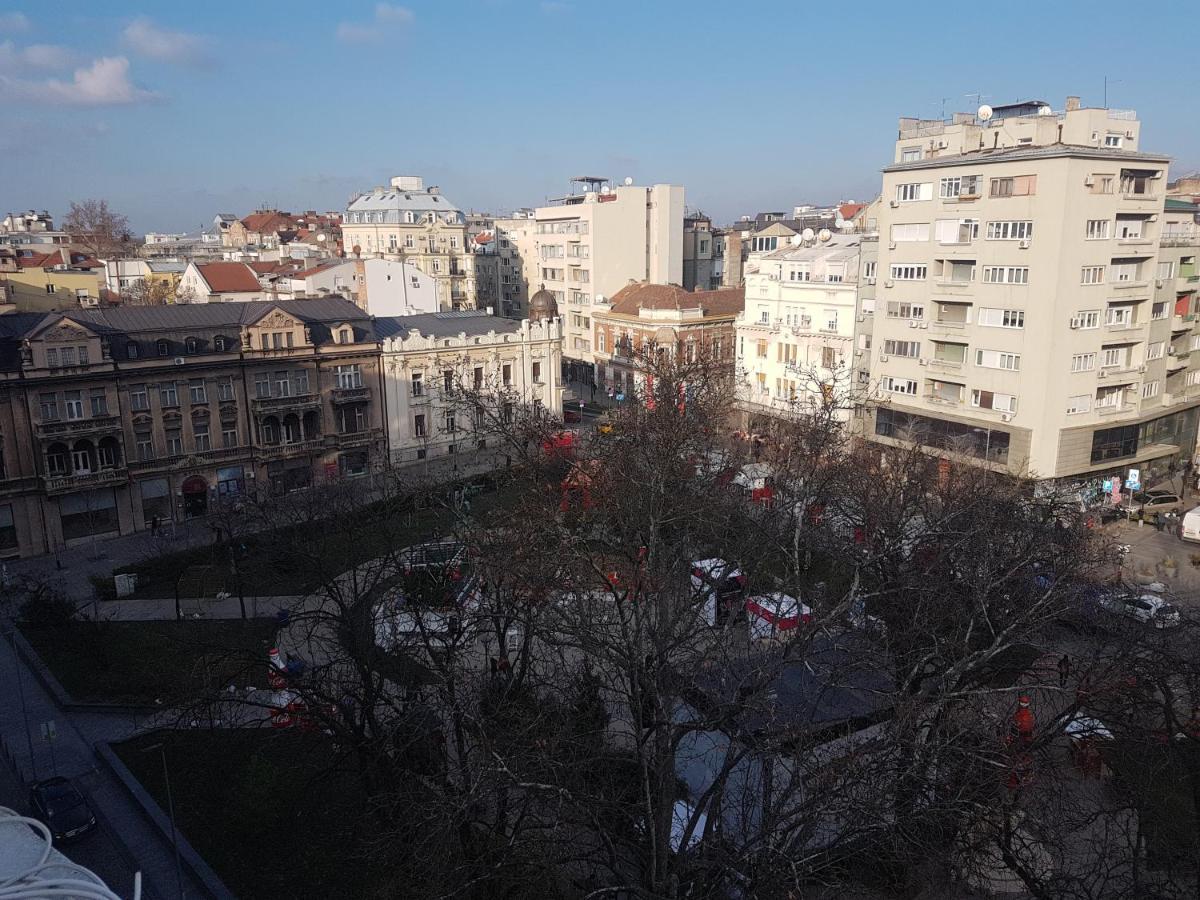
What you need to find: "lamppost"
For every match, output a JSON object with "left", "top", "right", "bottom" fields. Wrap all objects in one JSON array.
[{"left": 140, "top": 741, "right": 184, "bottom": 900}]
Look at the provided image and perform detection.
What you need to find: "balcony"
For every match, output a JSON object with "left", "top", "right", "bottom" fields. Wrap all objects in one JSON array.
[
  {"left": 1120, "top": 192, "right": 1159, "bottom": 204},
  {"left": 329, "top": 427, "right": 383, "bottom": 449},
  {"left": 1109, "top": 280, "right": 1149, "bottom": 292},
  {"left": 1160, "top": 234, "right": 1198, "bottom": 248},
  {"left": 259, "top": 438, "right": 324, "bottom": 460},
  {"left": 35, "top": 414, "right": 122, "bottom": 438},
  {"left": 1095, "top": 402, "right": 1135, "bottom": 417},
  {"left": 130, "top": 446, "right": 252, "bottom": 473},
  {"left": 1171, "top": 314, "right": 1195, "bottom": 332},
  {"left": 331, "top": 386, "right": 370, "bottom": 405},
  {"left": 43, "top": 467, "right": 128, "bottom": 495},
  {"left": 929, "top": 357, "right": 964, "bottom": 371},
  {"left": 251, "top": 392, "right": 320, "bottom": 413},
  {"left": 932, "top": 280, "right": 973, "bottom": 294}
]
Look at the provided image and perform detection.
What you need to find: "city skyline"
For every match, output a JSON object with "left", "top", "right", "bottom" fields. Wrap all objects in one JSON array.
[{"left": 0, "top": 0, "right": 1197, "bottom": 232}]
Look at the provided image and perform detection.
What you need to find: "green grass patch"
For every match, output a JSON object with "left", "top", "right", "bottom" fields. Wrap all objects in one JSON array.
[
  {"left": 115, "top": 729, "right": 371, "bottom": 900},
  {"left": 21, "top": 619, "right": 274, "bottom": 704}
]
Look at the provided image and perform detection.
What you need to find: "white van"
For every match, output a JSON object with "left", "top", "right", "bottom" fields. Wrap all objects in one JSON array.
[{"left": 1181, "top": 506, "right": 1200, "bottom": 543}]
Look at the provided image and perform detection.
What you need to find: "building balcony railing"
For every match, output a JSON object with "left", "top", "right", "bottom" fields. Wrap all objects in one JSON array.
[
  {"left": 1171, "top": 314, "right": 1195, "bottom": 332},
  {"left": 251, "top": 392, "right": 321, "bottom": 413},
  {"left": 1120, "top": 192, "right": 1159, "bottom": 202},
  {"left": 130, "top": 446, "right": 253, "bottom": 473},
  {"left": 258, "top": 438, "right": 325, "bottom": 460},
  {"left": 35, "top": 414, "right": 123, "bottom": 438},
  {"left": 1095, "top": 402, "right": 1135, "bottom": 416},
  {"left": 929, "top": 358, "right": 964, "bottom": 370},
  {"left": 1109, "top": 280, "right": 1149, "bottom": 292},
  {"left": 331, "top": 386, "right": 370, "bottom": 405},
  {"left": 1159, "top": 235, "right": 1198, "bottom": 248},
  {"left": 329, "top": 427, "right": 384, "bottom": 448},
  {"left": 43, "top": 467, "right": 128, "bottom": 495}
]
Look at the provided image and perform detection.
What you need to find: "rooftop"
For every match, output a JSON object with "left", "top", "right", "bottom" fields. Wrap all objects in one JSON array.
[
  {"left": 760, "top": 235, "right": 862, "bottom": 263},
  {"left": 347, "top": 188, "right": 461, "bottom": 215},
  {"left": 196, "top": 261, "right": 262, "bottom": 293},
  {"left": 884, "top": 143, "right": 1170, "bottom": 173},
  {"left": 376, "top": 309, "right": 523, "bottom": 340},
  {"left": 607, "top": 282, "right": 745, "bottom": 318}
]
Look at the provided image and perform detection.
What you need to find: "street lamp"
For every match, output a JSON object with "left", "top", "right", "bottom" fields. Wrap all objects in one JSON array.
[{"left": 140, "top": 741, "right": 184, "bottom": 900}]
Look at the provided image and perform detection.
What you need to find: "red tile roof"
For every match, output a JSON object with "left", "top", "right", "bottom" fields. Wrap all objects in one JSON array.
[
  {"left": 838, "top": 202, "right": 867, "bottom": 221},
  {"left": 608, "top": 282, "right": 744, "bottom": 318},
  {"left": 241, "top": 211, "right": 299, "bottom": 235},
  {"left": 196, "top": 262, "right": 262, "bottom": 293}
]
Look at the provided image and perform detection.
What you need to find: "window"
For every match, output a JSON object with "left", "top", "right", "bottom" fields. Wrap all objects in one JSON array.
[
  {"left": 1156, "top": 261, "right": 1175, "bottom": 280},
  {"left": 989, "top": 175, "right": 1036, "bottom": 197},
  {"left": 46, "top": 348, "right": 58, "bottom": 368},
  {"left": 752, "top": 236, "right": 778, "bottom": 252},
  {"left": 1121, "top": 172, "right": 1154, "bottom": 196},
  {"left": 222, "top": 425, "right": 237, "bottom": 447},
  {"left": 986, "top": 220, "right": 1033, "bottom": 241},
  {"left": 883, "top": 340, "right": 920, "bottom": 358},
  {"left": 1101, "top": 347, "right": 1123, "bottom": 368},
  {"left": 1116, "top": 218, "right": 1144, "bottom": 240},
  {"left": 1080, "top": 266, "right": 1105, "bottom": 285},
  {"left": 886, "top": 301, "right": 925, "bottom": 319},
  {"left": 64, "top": 391, "right": 83, "bottom": 420},
  {"left": 982, "top": 266, "right": 1028, "bottom": 284},
  {"left": 217, "top": 378, "right": 234, "bottom": 402},
  {"left": 1071, "top": 353, "right": 1097, "bottom": 372},
  {"left": 977, "top": 308, "right": 1024, "bottom": 328},
  {"left": 78, "top": 346, "right": 89, "bottom": 366},
  {"left": 1142, "top": 381, "right": 1160, "bottom": 399},
  {"left": 901, "top": 147, "right": 922, "bottom": 162},
  {"left": 1147, "top": 342, "right": 1165, "bottom": 360},
  {"left": 1105, "top": 306, "right": 1133, "bottom": 327},
  {"left": 1091, "top": 423, "right": 1139, "bottom": 463},
  {"left": 532, "top": 362, "right": 542, "bottom": 382},
  {"left": 165, "top": 430, "right": 182, "bottom": 456},
  {"left": 939, "top": 175, "right": 981, "bottom": 199},
  {"left": 889, "top": 264, "right": 927, "bottom": 281},
  {"left": 541, "top": 267, "right": 563, "bottom": 280},
  {"left": 159, "top": 382, "right": 178, "bottom": 407},
  {"left": 444, "top": 412, "right": 456, "bottom": 433},
  {"left": 881, "top": 376, "right": 918, "bottom": 395},
  {"left": 1077, "top": 310, "right": 1100, "bottom": 329},
  {"left": 90, "top": 390, "right": 107, "bottom": 416},
  {"left": 1152, "top": 302, "right": 1167, "bottom": 320},
  {"left": 45, "top": 446, "right": 67, "bottom": 475},
  {"left": 60, "top": 347, "right": 76, "bottom": 367},
  {"left": 414, "top": 414, "right": 426, "bottom": 438},
  {"left": 157, "top": 339, "right": 169, "bottom": 357},
  {"left": 189, "top": 380, "right": 207, "bottom": 404},
  {"left": 1086, "top": 220, "right": 1111, "bottom": 240},
  {"left": 896, "top": 183, "right": 931, "bottom": 202},
  {"left": 788, "top": 267, "right": 810, "bottom": 282},
  {"left": 185, "top": 337, "right": 199, "bottom": 354},
  {"left": 863, "top": 261, "right": 877, "bottom": 279},
  {"left": 934, "top": 219, "right": 979, "bottom": 244},
  {"left": 275, "top": 371, "right": 291, "bottom": 397},
  {"left": 1104, "top": 133, "right": 1123, "bottom": 148},
  {"left": 971, "top": 390, "right": 1016, "bottom": 413},
  {"left": 411, "top": 372, "right": 424, "bottom": 396},
  {"left": 133, "top": 431, "right": 152, "bottom": 460},
  {"left": 335, "top": 365, "right": 363, "bottom": 389},
  {"left": 126, "top": 342, "right": 139, "bottom": 359},
  {"left": 823, "top": 309, "right": 838, "bottom": 331},
  {"left": 129, "top": 385, "right": 149, "bottom": 411},
  {"left": 339, "top": 328, "right": 351, "bottom": 344},
  {"left": 890, "top": 223, "right": 930, "bottom": 242},
  {"left": 193, "top": 421, "right": 211, "bottom": 453},
  {"left": 942, "top": 260, "right": 976, "bottom": 283},
  {"left": 260, "top": 334, "right": 270, "bottom": 350},
  {"left": 1067, "top": 395, "right": 1091, "bottom": 415},
  {"left": 254, "top": 374, "right": 270, "bottom": 399},
  {"left": 975, "top": 349, "right": 1020, "bottom": 371}
]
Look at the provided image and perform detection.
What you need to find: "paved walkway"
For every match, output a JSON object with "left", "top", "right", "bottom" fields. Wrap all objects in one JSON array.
[{"left": 0, "top": 626, "right": 209, "bottom": 899}]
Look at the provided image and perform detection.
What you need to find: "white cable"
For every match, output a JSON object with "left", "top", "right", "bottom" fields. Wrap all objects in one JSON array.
[{"left": 0, "top": 806, "right": 139, "bottom": 900}]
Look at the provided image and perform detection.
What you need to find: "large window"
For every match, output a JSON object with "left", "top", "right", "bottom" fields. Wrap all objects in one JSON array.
[
  {"left": 975, "top": 349, "right": 1020, "bottom": 371},
  {"left": 875, "top": 407, "right": 1010, "bottom": 464},
  {"left": 886, "top": 301, "right": 924, "bottom": 319},
  {"left": 989, "top": 175, "right": 1036, "bottom": 198},
  {"left": 880, "top": 376, "right": 918, "bottom": 395},
  {"left": 982, "top": 266, "right": 1029, "bottom": 284},
  {"left": 896, "top": 183, "right": 931, "bottom": 202},
  {"left": 971, "top": 390, "right": 1017, "bottom": 413},
  {"left": 939, "top": 175, "right": 981, "bottom": 199},
  {"left": 1091, "top": 423, "right": 1139, "bottom": 464},
  {"left": 335, "top": 365, "right": 363, "bottom": 390},
  {"left": 1086, "top": 219, "right": 1111, "bottom": 240},
  {"left": 889, "top": 264, "right": 927, "bottom": 281},
  {"left": 890, "top": 223, "right": 930, "bottom": 242},
  {"left": 883, "top": 340, "right": 920, "bottom": 358},
  {"left": 977, "top": 308, "right": 1024, "bottom": 328},
  {"left": 986, "top": 220, "right": 1033, "bottom": 241}
]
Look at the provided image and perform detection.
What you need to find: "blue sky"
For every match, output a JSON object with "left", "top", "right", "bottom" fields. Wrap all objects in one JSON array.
[{"left": 1, "top": 0, "right": 1197, "bottom": 233}]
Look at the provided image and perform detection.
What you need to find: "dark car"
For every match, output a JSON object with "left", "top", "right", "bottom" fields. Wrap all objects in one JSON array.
[{"left": 29, "top": 777, "right": 96, "bottom": 842}]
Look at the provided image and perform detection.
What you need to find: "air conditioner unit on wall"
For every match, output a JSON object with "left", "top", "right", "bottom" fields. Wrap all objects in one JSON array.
[
  {"left": 1019, "top": 239, "right": 1031, "bottom": 249},
  {"left": 1001, "top": 413, "right": 1012, "bottom": 422},
  {"left": 1098, "top": 370, "right": 1107, "bottom": 378},
  {"left": 889, "top": 200, "right": 900, "bottom": 208},
  {"left": 1084, "top": 175, "right": 1095, "bottom": 187},
  {"left": 1069, "top": 317, "right": 1081, "bottom": 329}
]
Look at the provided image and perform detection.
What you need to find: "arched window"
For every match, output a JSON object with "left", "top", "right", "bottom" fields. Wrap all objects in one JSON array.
[{"left": 185, "top": 337, "right": 199, "bottom": 354}]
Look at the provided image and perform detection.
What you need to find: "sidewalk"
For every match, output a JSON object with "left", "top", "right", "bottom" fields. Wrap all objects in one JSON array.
[{"left": 0, "top": 627, "right": 210, "bottom": 898}]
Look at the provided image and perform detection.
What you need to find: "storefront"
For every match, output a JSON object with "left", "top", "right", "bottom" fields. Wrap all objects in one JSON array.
[{"left": 59, "top": 488, "right": 119, "bottom": 542}]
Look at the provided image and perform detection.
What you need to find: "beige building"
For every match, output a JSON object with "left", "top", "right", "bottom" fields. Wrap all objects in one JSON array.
[
  {"left": 342, "top": 176, "right": 476, "bottom": 311},
  {"left": 736, "top": 234, "right": 862, "bottom": 420},
  {"left": 491, "top": 214, "right": 535, "bottom": 318},
  {"left": 869, "top": 96, "right": 1198, "bottom": 486},
  {"left": 506, "top": 178, "right": 684, "bottom": 379},
  {"left": 379, "top": 310, "right": 565, "bottom": 465}
]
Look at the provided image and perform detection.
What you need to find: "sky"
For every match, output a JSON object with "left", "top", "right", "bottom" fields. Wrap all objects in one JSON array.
[{"left": 1, "top": 0, "right": 1197, "bottom": 234}]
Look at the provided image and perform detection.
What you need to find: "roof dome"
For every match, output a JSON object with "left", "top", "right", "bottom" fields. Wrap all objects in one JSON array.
[{"left": 529, "top": 284, "right": 559, "bottom": 321}]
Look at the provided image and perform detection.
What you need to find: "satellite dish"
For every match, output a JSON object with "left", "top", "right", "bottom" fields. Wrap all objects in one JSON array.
[
  {"left": 818, "top": 228, "right": 832, "bottom": 242},
  {"left": 316, "top": 233, "right": 327, "bottom": 242},
  {"left": 1037, "top": 105, "right": 1054, "bottom": 117},
  {"left": 977, "top": 104, "right": 993, "bottom": 122},
  {"left": 801, "top": 228, "right": 815, "bottom": 242},
  {"left": 623, "top": 176, "right": 633, "bottom": 186}
]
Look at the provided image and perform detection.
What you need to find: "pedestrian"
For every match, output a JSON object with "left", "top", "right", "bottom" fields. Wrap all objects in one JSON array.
[
  {"left": 1057, "top": 654, "right": 1071, "bottom": 688},
  {"left": 591, "top": 383, "right": 596, "bottom": 402},
  {"left": 1154, "top": 511, "right": 1164, "bottom": 533}
]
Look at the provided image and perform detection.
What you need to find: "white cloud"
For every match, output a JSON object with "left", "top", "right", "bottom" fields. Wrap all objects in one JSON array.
[
  {"left": 0, "top": 40, "right": 77, "bottom": 72},
  {"left": 0, "top": 56, "right": 159, "bottom": 106},
  {"left": 0, "top": 12, "right": 30, "bottom": 33},
  {"left": 337, "top": 4, "right": 414, "bottom": 44},
  {"left": 122, "top": 17, "right": 210, "bottom": 67}
]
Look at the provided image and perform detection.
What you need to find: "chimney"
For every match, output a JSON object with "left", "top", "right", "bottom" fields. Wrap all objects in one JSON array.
[{"left": 1065, "top": 96, "right": 1081, "bottom": 112}]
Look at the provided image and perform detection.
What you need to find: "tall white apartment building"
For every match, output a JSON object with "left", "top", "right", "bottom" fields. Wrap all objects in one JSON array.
[
  {"left": 869, "top": 97, "right": 1200, "bottom": 486},
  {"left": 735, "top": 233, "right": 862, "bottom": 420},
  {"left": 510, "top": 178, "right": 684, "bottom": 378}
]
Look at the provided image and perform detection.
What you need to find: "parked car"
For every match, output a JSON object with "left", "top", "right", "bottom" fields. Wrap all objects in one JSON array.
[
  {"left": 29, "top": 777, "right": 96, "bottom": 843},
  {"left": 1129, "top": 490, "right": 1184, "bottom": 517},
  {"left": 1181, "top": 505, "right": 1200, "bottom": 542},
  {"left": 1097, "top": 591, "right": 1182, "bottom": 629}
]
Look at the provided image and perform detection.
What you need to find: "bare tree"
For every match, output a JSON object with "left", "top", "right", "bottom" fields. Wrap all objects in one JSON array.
[{"left": 63, "top": 199, "right": 132, "bottom": 259}]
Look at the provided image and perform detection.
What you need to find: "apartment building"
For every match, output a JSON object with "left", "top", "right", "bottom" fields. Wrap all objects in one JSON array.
[
  {"left": 378, "top": 310, "right": 564, "bottom": 465},
  {"left": 592, "top": 282, "right": 742, "bottom": 397},
  {"left": 342, "top": 176, "right": 476, "bottom": 311},
  {"left": 491, "top": 214, "right": 535, "bottom": 318},
  {"left": 869, "top": 96, "right": 1199, "bottom": 487},
  {"left": 508, "top": 178, "right": 684, "bottom": 379},
  {"left": 735, "top": 234, "right": 861, "bottom": 420},
  {"left": 0, "top": 299, "right": 386, "bottom": 557}
]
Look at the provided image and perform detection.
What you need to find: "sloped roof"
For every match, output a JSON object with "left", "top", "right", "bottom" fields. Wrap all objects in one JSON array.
[
  {"left": 64, "top": 297, "right": 370, "bottom": 334},
  {"left": 347, "top": 189, "right": 460, "bottom": 214},
  {"left": 376, "top": 310, "right": 522, "bottom": 340},
  {"left": 240, "top": 211, "right": 298, "bottom": 234},
  {"left": 838, "top": 202, "right": 867, "bottom": 220},
  {"left": 608, "top": 282, "right": 744, "bottom": 318},
  {"left": 195, "top": 262, "right": 262, "bottom": 293}
]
